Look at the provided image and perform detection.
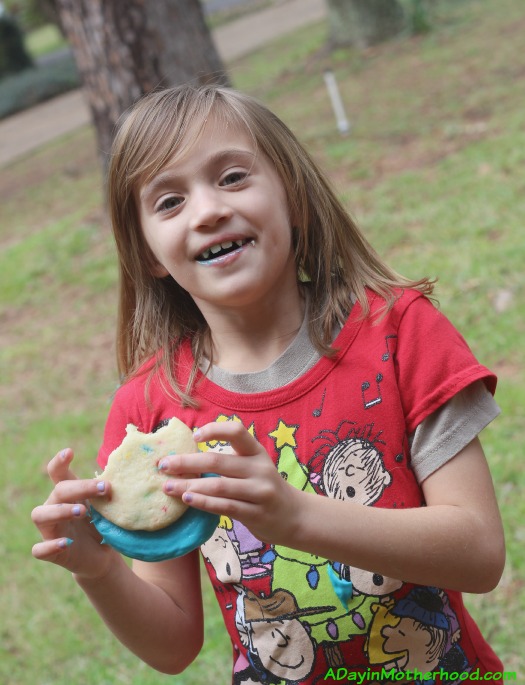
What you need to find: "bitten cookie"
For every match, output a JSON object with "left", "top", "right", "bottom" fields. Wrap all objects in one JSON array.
[{"left": 90, "top": 417, "right": 195, "bottom": 531}]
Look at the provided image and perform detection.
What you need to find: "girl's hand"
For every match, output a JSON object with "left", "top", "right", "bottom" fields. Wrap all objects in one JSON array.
[
  {"left": 31, "top": 448, "right": 119, "bottom": 579},
  {"left": 158, "top": 421, "right": 301, "bottom": 545}
]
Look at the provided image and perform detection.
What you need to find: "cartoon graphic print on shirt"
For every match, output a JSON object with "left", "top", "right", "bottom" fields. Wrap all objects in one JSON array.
[
  {"left": 308, "top": 422, "right": 403, "bottom": 600},
  {"left": 365, "top": 589, "right": 467, "bottom": 680},
  {"left": 198, "top": 411, "right": 470, "bottom": 685},
  {"left": 89, "top": 289, "right": 504, "bottom": 684},
  {"left": 97, "top": 290, "right": 501, "bottom": 682}
]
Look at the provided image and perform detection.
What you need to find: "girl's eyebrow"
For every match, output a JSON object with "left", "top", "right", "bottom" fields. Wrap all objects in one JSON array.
[{"left": 139, "top": 148, "right": 257, "bottom": 203}]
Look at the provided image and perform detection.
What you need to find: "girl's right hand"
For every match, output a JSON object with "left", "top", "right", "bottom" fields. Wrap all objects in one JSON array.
[{"left": 31, "top": 448, "right": 118, "bottom": 580}]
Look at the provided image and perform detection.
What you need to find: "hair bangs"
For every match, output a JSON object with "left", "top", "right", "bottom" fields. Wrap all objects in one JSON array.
[{"left": 121, "top": 88, "right": 259, "bottom": 197}]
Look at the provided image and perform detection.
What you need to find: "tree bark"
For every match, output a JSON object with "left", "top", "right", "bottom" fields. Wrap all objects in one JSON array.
[
  {"left": 53, "top": 0, "right": 230, "bottom": 166},
  {"left": 326, "top": 0, "right": 406, "bottom": 50}
]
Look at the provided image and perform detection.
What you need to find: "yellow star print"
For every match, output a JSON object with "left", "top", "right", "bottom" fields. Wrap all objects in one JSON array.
[{"left": 269, "top": 420, "right": 298, "bottom": 449}]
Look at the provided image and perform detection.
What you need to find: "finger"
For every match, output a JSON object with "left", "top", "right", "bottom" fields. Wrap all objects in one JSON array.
[
  {"left": 46, "top": 477, "right": 110, "bottom": 506},
  {"left": 47, "top": 448, "right": 79, "bottom": 485},
  {"left": 165, "top": 472, "right": 263, "bottom": 507},
  {"left": 175, "top": 479, "right": 277, "bottom": 529},
  {"left": 31, "top": 502, "right": 87, "bottom": 527},
  {"left": 160, "top": 451, "right": 249, "bottom": 479},
  {"left": 175, "top": 485, "right": 253, "bottom": 520},
  {"left": 195, "top": 421, "right": 259, "bottom": 456},
  {"left": 32, "top": 537, "right": 74, "bottom": 561}
]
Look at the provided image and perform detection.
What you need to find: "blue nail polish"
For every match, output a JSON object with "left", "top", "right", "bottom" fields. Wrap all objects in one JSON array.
[
  {"left": 158, "top": 460, "right": 167, "bottom": 471},
  {"left": 72, "top": 504, "right": 82, "bottom": 516},
  {"left": 97, "top": 481, "right": 106, "bottom": 493},
  {"left": 183, "top": 492, "right": 193, "bottom": 504},
  {"left": 59, "top": 538, "right": 74, "bottom": 548}
]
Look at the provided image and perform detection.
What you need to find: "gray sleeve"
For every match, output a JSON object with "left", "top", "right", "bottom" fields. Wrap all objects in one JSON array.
[{"left": 409, "top": 380, "right": 501, "bottom": 484}]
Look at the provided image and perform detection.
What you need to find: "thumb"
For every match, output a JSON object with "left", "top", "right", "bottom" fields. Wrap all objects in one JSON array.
[{"left": 47, "top": 448, "right": 79, "bottom": 485}]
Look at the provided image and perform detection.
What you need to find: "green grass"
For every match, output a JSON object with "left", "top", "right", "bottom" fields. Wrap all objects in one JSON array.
[
  {"left": 1, "top": 0, "right": 524, "bottom": 680},
  {"left": 25, "top": 23, "right": 68, "bottom": 58}
]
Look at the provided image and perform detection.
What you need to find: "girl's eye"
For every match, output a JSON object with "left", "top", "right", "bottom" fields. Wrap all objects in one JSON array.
[
  {"left": 156, "top": 195, "right": 183, "bottom": 213},
  {"left": 221, "top": 170, "right": 248, "bottom": 186}
]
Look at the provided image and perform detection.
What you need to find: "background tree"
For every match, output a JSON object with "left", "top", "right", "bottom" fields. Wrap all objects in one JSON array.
[
  {"left": 52, "top": 0, "right": 230, "bottom": 167},
  {"left": 326, "top": 0, "right": 406, "bottom": 49}
]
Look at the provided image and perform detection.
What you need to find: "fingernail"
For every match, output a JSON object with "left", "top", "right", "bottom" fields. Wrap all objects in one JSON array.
[
  {"left": 72, "top": 504, "right": 82, "bottom": 516},
  {"left": 165, "top": 481, "right": 174, "bottom": 493},
  {"left": 182, "top": 492, "right": 193, "bottom": 504},
  {"left": 58, "top": 538, "right": 73, "bottom": 548},
  {"left": 60, "top": 449, "right": 68, "bottom": 460},
  {"left": 158, "top": 460, "right": 168, "bottom": 471},
  {"left": 194, "top": 427, "right": 202, "bottom": 441},
  {"left": 96, "top": 481, "right": 106, "bottom": 494}
]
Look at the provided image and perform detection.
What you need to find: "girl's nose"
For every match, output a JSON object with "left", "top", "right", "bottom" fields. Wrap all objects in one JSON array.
[{"left": 188, "top": 185, "right": 233, "bottom": 230}]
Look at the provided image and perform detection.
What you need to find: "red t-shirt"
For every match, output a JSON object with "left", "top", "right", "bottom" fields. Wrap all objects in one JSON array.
[{"left": 99, "top": 290, "right": 503, "bottom": 684}]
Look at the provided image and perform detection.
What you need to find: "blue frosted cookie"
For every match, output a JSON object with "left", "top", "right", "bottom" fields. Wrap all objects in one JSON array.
[
  {"left": 90, "top": 500, "right": 219, "bottom": 561},
  {"left": 90, "top": 417, "right": 219, "bottom": 560}
]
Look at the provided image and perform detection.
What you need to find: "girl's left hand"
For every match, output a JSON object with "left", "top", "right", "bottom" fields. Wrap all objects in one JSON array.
[{"left": 158, "top": 421, "right": 300, "bottom": 545}]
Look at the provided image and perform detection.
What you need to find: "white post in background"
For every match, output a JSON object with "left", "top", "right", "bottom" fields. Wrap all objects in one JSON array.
[{"left": 323, "top": 69, "right": 351, "bottom": 136}]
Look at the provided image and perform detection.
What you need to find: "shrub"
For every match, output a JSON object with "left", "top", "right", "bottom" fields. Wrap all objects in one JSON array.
[
  {"left": 0, "top": 13, "right": 34, "bottom": 77},
  {"left": 0, "top": 52, "right": 80, "bottom": 119}
]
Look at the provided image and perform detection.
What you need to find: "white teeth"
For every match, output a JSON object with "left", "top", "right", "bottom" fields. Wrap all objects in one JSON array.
[{"left": 198, "top": 239, "right": 247, "bottom": 261}]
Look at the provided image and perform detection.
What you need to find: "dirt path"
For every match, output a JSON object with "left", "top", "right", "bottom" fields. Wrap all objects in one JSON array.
[{"left": 0, "top": 0, "right": 325, "bottom": 168}]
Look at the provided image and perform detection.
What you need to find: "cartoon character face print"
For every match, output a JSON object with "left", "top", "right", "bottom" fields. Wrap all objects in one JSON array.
[
  {"left": 365, "top": 600, "right": 405, "bottom": 667},
  {"left": 201, "top": 527, "right": 242, "bottom": 584},
  {"left": 237, "top": 588, "right": 328, "bottom": 682},
  {"left": 310, "top": 423, "right": 390, "bottom": 506},
  {"left": 348, "top": 565, "right": 403, "bottom": 597},
  {"left": 323, "top": 437, "right": 391, "bottom": 504},
  {"left": 381, "top": 587, "right": 450, "bottom": 672},
  {"left": 382, "top": 617, "right": 447, "bottom": 671},
  {"left": 250, "top": 617, "right": 315, "bottom": 680}
]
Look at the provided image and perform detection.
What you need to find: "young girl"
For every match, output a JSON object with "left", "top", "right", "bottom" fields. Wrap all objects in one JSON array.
[{"left": 32, "top": 85, "right": 505, "bottom": 683}]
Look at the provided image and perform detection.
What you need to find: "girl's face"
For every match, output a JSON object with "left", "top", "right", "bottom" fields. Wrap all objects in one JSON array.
[{"left": 138, "top": 119, "right": 297, "bottom": 319}]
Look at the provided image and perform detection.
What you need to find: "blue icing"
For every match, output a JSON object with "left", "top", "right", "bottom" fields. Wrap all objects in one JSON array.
[
  {"left": 90, "top": 507, "right": 219, "bottom": 561},
  {"left": 90, "top": 474, "right": 219, "bottom": 561}
]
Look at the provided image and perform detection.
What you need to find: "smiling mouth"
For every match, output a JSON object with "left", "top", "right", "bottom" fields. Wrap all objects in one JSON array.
[{"left": 196, "top": 238, "right": 253, "bottom": 263}]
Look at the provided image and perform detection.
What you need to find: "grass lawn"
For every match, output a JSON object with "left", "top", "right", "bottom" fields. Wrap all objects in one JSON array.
[
  {"left": 1, "top": 0, "right": 523, "bottom": 681},
  {"left": 25, "top": 23, "right": 67, "bottom": 59}
]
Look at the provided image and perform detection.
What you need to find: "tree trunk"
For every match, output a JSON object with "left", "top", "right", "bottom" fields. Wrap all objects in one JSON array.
[
  {"left": 54, "top": 0, "right": 230, "bottom": 166},
  {"left": 326, "top": 0, "right": 406, "bottom": 50}
]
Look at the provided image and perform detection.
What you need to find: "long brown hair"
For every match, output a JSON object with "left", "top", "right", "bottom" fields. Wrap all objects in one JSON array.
[{"left": 107, "top": 84, "right": 434, "bottom": 405}]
